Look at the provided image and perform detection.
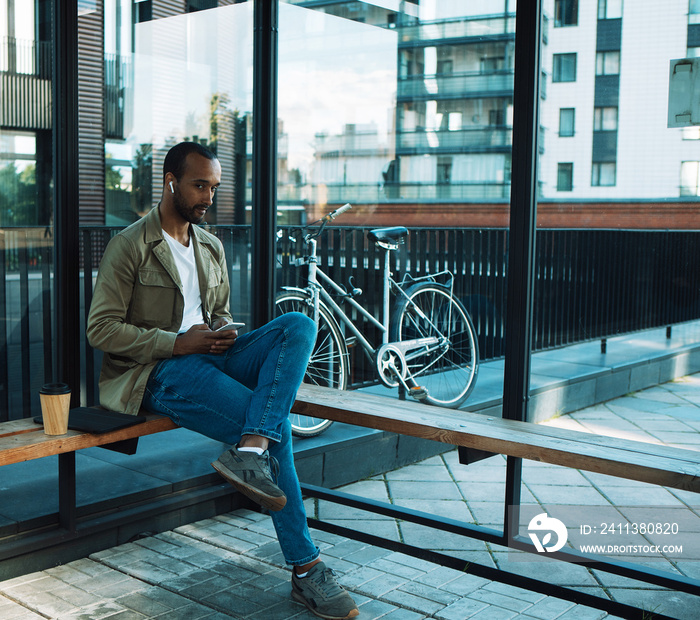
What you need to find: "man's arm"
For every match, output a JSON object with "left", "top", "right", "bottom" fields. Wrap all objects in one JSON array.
[{"left": 87, "top": 235, "right": 177, "bottom": 364}]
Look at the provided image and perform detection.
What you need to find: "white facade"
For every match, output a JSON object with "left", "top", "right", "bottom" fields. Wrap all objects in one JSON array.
[{"left": 540, "top": 0, "right": 699, "bottom": 199}]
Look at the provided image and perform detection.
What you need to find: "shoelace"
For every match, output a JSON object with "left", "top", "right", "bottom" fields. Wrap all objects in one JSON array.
[
  {"left": 308, "top": 567, "right": 343, "bottom": 597},
  {"left": 262, "top": 451, "right": 281, "bottom": 482}
]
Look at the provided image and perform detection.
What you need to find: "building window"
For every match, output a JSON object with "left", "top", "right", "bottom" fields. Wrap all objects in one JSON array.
[
  {"left": 596, "top": 51, "right": 620, "bottom": 75},
  {"left": 559, "top": 108, "right": 575, "bottom": 136},
  {"left": 592, "top": 162, "right": 616, "bottom": 186},
  {"left": 557, "top": 163, "right": 574, "bottom": 191},
  {"left": 593, "top": 106, "right": 618, "bottom": 131},
  {"left": 437, "top": 157, "right": 452, "bottom": 184},
  {"left": 598, "top": 0, "right": 623, "bottom": 19},
  {"left": 553, "top": 53, "right": 577, "bottom": 82},
  {"left": 691, "top": 0, "right": 700, "bottom": 24},
  {"left": 555, "top": 0, "right": 578, "bottom": 27},
  {"left": 680, "top": 161, "right": 700, "bottom": 195}
]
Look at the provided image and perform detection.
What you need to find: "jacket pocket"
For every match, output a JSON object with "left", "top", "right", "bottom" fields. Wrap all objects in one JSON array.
[{"left": 130, "top": 268, "right": 178, "bottom": 328}]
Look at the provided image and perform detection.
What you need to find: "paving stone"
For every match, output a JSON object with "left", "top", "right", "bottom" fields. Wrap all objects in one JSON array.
[
  {"left": 434, "top": 594, "right": 490, "bottom": 620},
  {"left": 367, "top": 557, "right": 427, "bottom": 580},
  {"left": 0, "top": 597, "right": 46, "bottom": 619},
  {"left": 378, "top": 608, "right": 427, "bottom": 619},
  {"left": 116, "top": 591, "right": 174, "bottom": 616},
  {"left": 413, "top": 566, "right": 467, "bottom": 588},
  {"left": 516, "top": 595, "right": 576, "bottom": 619},
  {"left": 397, "top": 579, "right": 462, "bottom": 605},
  {"left": 483, "top": 580, "right": 547, "bottom": 604},
  {"left": 201, "top": 588, "right": 269, "bottom": 616},
  {"left": 354, "top": 597, "right": 402, "bottom": 618},
  {"left": 51, "top": 583, "right": 106, "bottom": 608},
  {"left": 467, "top": 587, "right": 536, "bottom": 613},
  {"left": 554, "top": 605, "right": 608, "bottom": 620},
  {"left": 380, "top": 587, "right": 446, "bottom": 615},
  {"left": 467, "top": 605, "right": 518, "bottom": 619},
  {"left": 152, "top": 603, "right": 218, "bottom": 619},
  {"left": 353, "top": 572, "right": 409, "bottom": 598},
  {"left": 58, "top": 601, "right": 136, "bottom": 620}
]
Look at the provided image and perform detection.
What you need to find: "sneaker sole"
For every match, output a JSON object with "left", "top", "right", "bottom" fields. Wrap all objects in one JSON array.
[
  {"left": 212, "top": 460, "right": 287, "bottom": 512},
  {"left": 291, "top": 589, "right": 359, "bottom": 620}
]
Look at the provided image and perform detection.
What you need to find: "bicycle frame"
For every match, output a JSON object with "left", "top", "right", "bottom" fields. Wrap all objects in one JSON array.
[{"left": 285, "top": 235, "right": 456, "bottom": 364}]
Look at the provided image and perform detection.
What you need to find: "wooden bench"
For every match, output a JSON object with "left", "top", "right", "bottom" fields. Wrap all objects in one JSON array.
[
  {"left": 0, "top": 413, "right": 177, "bottom": 532},
  {"left": 292, "top": 384, "right": 700, "bottom": 493}
]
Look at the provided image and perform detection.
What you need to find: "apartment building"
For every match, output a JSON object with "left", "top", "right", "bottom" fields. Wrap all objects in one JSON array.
[{"left": 1, "top": 0, "right": 699, "bottom": 227}]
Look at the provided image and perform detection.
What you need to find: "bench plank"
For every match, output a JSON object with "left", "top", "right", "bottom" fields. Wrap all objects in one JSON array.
[
  {"left": 293, "top": 385, "right": 700, "bottom": 493},
  {"left": 0, "top": 415, "right": 177, "bottom": 467}
]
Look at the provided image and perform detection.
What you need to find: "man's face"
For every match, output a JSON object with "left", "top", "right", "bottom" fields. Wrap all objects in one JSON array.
[{"left": 171, "top": 153, "right": 222, "bottom": 225}]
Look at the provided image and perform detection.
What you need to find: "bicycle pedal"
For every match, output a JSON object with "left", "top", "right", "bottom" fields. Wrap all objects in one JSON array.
[
  {"left": 409, "top": 386, "right": 429, "bottom": 400},
  {"left": 346, "top": 336, "right": 358, "bottom": 348}
]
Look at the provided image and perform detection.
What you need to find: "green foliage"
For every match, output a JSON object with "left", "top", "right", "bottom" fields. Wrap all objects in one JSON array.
[{"left": 0, "top": 161, "right": 39, "bottom": 226}]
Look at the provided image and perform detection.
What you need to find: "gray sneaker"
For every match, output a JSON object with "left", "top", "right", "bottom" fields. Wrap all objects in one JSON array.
[
  {"left": 291, "top": 561, "right": 359, "bottom": 619},
  {"left": 212, "top": 446, "right": 287, "bottom": 512}
]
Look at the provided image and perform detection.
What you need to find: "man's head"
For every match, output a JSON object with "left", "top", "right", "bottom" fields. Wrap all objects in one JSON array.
[{"left": 162, "top": 142, "right": 221, "bottom": 225}]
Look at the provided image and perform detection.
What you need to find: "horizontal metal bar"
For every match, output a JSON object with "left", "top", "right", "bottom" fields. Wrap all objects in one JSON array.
[
  {"left": 303, "top": 483, "right": 700, "bottom": 602},
  {"left": 307, "top": 517, "right": 679, "bottom": 620},
  {"left": 301, "top": 483, "right": 504, "bottom": 545}
]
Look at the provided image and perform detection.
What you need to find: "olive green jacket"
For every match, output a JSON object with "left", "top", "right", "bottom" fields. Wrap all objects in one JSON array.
[{"left": 86, "top": 206, "right": 232, "bottom": 415}]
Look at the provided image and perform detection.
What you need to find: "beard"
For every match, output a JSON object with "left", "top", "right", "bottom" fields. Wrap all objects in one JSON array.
[{"left": 172, "top": 190, "right": 207, "bottom": 224}]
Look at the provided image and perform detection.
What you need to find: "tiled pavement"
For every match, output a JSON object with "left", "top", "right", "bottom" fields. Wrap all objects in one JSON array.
[{"left": 2, "top": 375, "right": 700, "bottom": 619}]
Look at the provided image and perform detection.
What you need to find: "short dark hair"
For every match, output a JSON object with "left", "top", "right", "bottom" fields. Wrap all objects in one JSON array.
[{"left": 163, "top": 142, "right": 217, "bottom": 182}]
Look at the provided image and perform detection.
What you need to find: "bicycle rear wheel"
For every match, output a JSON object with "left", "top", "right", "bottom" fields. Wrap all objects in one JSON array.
[
  {"left": 391, "top": 283, "right": 478, "bottom": 408},
  {"left": 275, "top": 291, "right": 348, "bottom": 437}
]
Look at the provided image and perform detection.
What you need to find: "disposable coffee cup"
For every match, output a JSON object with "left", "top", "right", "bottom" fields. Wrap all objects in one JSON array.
[{"left": 39, "top": 383, "right": 71, "bottom": 435}]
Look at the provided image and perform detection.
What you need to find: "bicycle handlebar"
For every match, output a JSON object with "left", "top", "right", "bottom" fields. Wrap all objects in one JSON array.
[{"left": 321, "top": 203, "right": 352, "bottom": 223}]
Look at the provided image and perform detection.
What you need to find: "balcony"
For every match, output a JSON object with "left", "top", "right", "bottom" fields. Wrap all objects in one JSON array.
[
  {"left": 0, "top": 37, "right": 52, "bottom": 130},
  {"left": 397, "top": 126, "right": 512, "bottom": 152},
  {"left": 398, "top": 14, "right": 516, "bottom": 45},
  {"left": 398, "top": 71, "right": 514, "bottom": 100}
]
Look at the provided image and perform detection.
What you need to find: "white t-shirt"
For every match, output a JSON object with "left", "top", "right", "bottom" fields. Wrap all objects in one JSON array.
[{"left": 162, "top": 230, "right": 203, "bottom": 333}]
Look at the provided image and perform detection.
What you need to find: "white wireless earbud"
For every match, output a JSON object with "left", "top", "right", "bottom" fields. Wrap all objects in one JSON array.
[{"left": 169, "top": 181, "right": 175, "bottom": 194}]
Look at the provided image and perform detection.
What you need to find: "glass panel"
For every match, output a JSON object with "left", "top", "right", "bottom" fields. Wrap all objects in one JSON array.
[
  {"left": 79, "top": 4, "right": 255, "bottom": 399},
  {"left": 526, "top": 0, "right": 700, "bottom": 587},
  {"left": 279, "top": 0, "right": 513, "bottom": 533},
  {"left": 0, "top": 0, "right": 54, "bottom": 421}
]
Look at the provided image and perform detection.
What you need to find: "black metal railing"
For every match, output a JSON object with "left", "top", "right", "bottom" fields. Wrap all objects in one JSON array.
[{"left": 2, "top": 225, "right": 700, "bottom": 421}]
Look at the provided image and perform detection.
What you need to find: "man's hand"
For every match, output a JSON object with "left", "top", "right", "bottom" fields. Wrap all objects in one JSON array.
[{"left": 173, "top": 323, "right": 238, "bottom": 356}]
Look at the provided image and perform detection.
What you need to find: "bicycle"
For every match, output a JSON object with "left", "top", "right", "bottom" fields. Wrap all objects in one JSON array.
[{"left": 276, "top": 204, "right": 479, "bottom": 437}]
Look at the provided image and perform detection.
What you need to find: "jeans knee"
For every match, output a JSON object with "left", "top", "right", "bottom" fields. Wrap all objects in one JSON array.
[{"left": 281, "top": 312, "right": 316, "bottom": 346}]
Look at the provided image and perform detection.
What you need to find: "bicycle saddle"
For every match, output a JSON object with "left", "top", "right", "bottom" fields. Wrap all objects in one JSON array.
[{"left": 368, "top": 227, "right": 409, "bottom": 244}]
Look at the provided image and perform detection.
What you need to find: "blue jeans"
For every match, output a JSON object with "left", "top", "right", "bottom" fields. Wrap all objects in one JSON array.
[{"left": 143, "top": 312, "right": 319, "bottom": 566}]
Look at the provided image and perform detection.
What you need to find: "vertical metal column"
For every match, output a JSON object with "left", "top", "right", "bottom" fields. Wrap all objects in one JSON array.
[
  {"left": 502, "top": 0, "right": 542, "bottom": 534},
  {"left": 251, "top": 0, "right": 279, "bottom": 328},
  {"left": 52, "top": 0, "right": 80, "bottom": 531},
  {"left": 52, "top": 0, "right": 80, "bottom": 402}
]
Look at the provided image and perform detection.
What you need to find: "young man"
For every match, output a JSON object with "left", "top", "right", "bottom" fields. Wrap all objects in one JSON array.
[{"left": 87, "top": 141, "right": 359, "bottom": 620}]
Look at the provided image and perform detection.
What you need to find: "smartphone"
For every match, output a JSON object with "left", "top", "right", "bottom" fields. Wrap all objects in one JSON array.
[{"left": 215, "top": 322, "right": 245, "bottom": 332}]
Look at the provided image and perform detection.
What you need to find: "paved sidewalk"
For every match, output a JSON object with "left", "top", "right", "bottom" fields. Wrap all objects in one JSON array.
[
  {"left": 0, "top": 508, "right": 620, "bottom": 620},
  {"left": 1, "top": 376, "right": 700, "bottom": 618}
]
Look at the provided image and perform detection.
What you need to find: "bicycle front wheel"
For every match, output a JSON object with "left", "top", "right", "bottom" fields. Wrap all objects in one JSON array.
[
  {"left": 275, "top": 291, "right": 349, "bottom": 437},
  {"left": 391, "top": 283, "right": 478, "bottom": 408}
]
